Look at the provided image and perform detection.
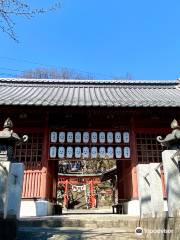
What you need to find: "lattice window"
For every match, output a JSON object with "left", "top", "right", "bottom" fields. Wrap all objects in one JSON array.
[
  {"left": 14, "top": 133, "right": 43, "bottom": 164},
  {"left": 136, "top": 133, "right": 164, "bottom": 163}
]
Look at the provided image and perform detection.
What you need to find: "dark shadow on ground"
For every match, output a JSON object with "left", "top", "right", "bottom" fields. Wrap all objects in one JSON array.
[{"left": 17, "top": 227, "right": 136, "bottom": 240}]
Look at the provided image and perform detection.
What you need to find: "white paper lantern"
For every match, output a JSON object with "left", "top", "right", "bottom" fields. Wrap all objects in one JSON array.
[
  {"left": 75, "top": 132, "right": 81, "bottom": 143},
  {"left": 67, "top": 132, "right": 73, "bottom": 143},
  {"left": 107, "top": 147, "right": 114, "bottom": 158},
  {"left": 58, "top": 147, "right": 65, "bottom": 158},
  {"left": 91, "top": 147, "right": 97, "bottom": 158},
  {"left": 59, "top": 132, "right": 65, "bottom": 143},
  {"left": 83, "top": 132, "right": 89, "bottom": 143},
  {"left": 91, "top": 132, "right": 97, "bottom": 143},
  {"left": 83, "top": 147, "right": 89, "bottom": 158},
  {"left": 123, "top": 132, "right": 130, "bottom": 143},
  {"left": 124, "top": 147, "right": 130, "bottom": 158},
  {"left": 75, "top": 147, "right": 81, "bottom": 158},
  {"left": 99, "top": 147, "right": 106, "bottom": 158},
  {"left": 66, "top": 146, "right": 73, "bottom": 158},
  {"left": 50, "top": 146, "right": 57, "bottom": 158},
  {"left": 107, "top": 132, "right": 113, "bottom": 143},
  {"left": 99, "top": 132, "right": 105, "bottom": 143},
  {"left": 115, "top": 147, "right": 122, "bottom": 159},
  {"left": 50, "top": 131, "right": 57, "bottom": 143},
  {"left": 115, "top": 132, "right": 121, "bottom": 143}
]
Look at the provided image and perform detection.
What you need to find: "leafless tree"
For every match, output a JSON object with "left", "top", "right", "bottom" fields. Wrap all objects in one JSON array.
[
  {"left": 19, "top": 67, "right": 95, "bottom": 80},
  {"left": 19, "top": 67, "right": 133, "bottom": 80},
  {"left": 113, "top": 72, "right": 133, "bottom": 80},
  {"left": 0, "top": 0, "right": 60, "bottom": 41}
]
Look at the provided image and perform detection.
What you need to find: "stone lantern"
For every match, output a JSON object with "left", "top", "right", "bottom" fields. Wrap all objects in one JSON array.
[
  {"left": 0, "top": 118, "right": 28, "bottom": 162},
  {"left": 0, "top": 118, "right": 28, "bottom": 240}
]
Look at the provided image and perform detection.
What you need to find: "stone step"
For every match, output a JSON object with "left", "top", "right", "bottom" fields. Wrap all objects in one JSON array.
[
  {"left": 17, "top": 227, "right": 141, "bottom": 240},
  {"left": 19, "top": 215, "right": 140, "bottom": 229}
]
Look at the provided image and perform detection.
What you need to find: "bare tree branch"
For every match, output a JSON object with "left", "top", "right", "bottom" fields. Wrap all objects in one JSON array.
[{"left": 0, "top": 0, "right": 61, "bottom": 42}]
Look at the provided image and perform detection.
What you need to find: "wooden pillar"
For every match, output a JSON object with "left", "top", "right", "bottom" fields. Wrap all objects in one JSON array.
[
  {"left": 160, "top": 166, "right": 167, "bottom": 199},
  {"left": 130, "top": 116, "right": 138, "bottom": 199},
  {"left": 89, "top": 180, "right": 95, "bottom": 208},
  {"left": 40, "top": 167, "right": 48, "bottom": 199},
  {"left": 41, "top": 112, "right": 49, "bottom": 199},
  {"left": 112, "top": 175, "right": 118, "bottom": 204},
  {"left": 117, "top": 161, "right": 124, "bottom": 200},
  {"left": 63, "top": 179, "right": 68, "bottom": 207}
]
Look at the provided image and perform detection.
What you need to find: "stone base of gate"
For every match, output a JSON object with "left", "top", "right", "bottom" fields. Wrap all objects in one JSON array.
[
  {"left": 20, "top": 199, "right": 53, "bottom": 217},
  {"left": 123, "top": 200, "right": 140, "bottom": 216},
  {"left": 123, "top": 200, "right": 168, "bottom": 216}
]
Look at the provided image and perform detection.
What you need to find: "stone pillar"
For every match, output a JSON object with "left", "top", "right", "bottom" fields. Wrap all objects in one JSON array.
[
  {"left": 0, "top": 161, "right": 10, "bottom": 218},
  {"left": 149, "top": 163, "right": 164, "bottom": 216},
  {"left": 162, "top": 150, "right": 180, "bottom": 217},
  {"left": 4, "top": 163, "right": 24, "bottom": 219},
  {"left": 137, "top": 164, "right": 152, "bottom": 217}
]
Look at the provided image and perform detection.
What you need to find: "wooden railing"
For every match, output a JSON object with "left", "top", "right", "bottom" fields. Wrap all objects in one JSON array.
[{"left": 22, "top": 169, "right": 43, "bottom": 198}]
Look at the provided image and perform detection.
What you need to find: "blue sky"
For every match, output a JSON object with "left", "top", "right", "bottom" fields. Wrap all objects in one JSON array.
[{"left": 0, "top": 0, "right": 180, "bottom": 80}]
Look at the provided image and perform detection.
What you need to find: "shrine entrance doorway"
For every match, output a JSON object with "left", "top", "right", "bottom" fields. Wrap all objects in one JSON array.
[{"left": 56, "top": 159, "right": 118, "bottom": 210}]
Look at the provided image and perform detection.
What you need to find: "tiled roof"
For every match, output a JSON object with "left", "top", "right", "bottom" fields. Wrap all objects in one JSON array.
[{"left": 0, "top": 78, "right": 180, "bottom": 107}]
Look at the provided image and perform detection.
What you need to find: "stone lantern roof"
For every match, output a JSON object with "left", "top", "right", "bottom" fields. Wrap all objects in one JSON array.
[
  {"left": 0, "top": 118, "right": 21, "bottom": 141},
  {"left": 157, "top": 119, "right": 180, "bottom": 149}
]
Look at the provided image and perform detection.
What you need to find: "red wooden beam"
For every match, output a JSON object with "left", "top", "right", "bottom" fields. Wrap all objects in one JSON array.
[
  {"left": 63, "top": 179, "right": 69, "bottom": 207},
  {"left": 130, "top": 116, "right": 138, "bottom": 199}
]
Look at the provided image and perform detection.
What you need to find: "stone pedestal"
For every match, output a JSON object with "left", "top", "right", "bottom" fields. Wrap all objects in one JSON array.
[
  {"left": 36, "top": 200, "right": 53, "bottom": 216},
  {"left": 4, "top": 163, "right": 24, "bottom": 219},
  {"left": 0, "top": 161, "right": 10, "bottom": 218},
  {"left": 162, "top": 150, "right": 180, "bottom": 217},
  {"left": 149, "top": 163, "right": 164, "bottom": 216},
  {"left": 137, "top": 164, "right": 152, "bottom": 217}
]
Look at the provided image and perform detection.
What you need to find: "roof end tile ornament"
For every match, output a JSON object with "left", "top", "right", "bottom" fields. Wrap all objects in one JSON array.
[{"left": 157, "top": 119, "right": 180, "bottom": 149}]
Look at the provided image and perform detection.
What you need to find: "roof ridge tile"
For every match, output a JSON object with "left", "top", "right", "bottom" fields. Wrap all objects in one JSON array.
[{"left": 0, "top": 78, "right": 178, "bottom": 86}]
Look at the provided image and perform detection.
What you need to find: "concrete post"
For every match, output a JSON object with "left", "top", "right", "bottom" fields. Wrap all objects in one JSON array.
[
  {"left": 162, "top": 150, "right": 180, "bottom": 217},
  {"left": 137, "top": 164, "right": 152, "bottom": 217}
]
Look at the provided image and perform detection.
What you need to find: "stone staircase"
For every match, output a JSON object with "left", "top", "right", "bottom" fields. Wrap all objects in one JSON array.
[{"left": 17, "top": 212, "right": 142, "bottom": 240}]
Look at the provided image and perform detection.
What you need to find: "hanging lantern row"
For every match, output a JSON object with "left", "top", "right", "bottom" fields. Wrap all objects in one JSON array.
[
  {"left": 50, "top": 131, "right": 130, "bottom": 144},
  {"left": 50, "top": 146, "right": 131, "bottom": 159}
]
